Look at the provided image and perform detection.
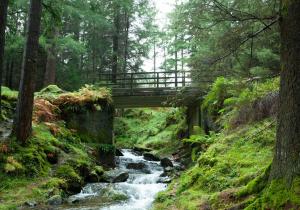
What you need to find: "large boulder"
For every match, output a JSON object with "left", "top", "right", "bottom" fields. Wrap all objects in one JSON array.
[
  {"left": 126, "top": 162, "right": 146, "bottom": 170},
  {"left": 67, "top": 181, "right": 83, "bottom": 194},
  {"left": 143, "top": 152, "right": 160, "bottom": 162},
  {"left": 102, "top": 170, "right": 129, "bottom": 183},
  {"left": 160, "top": 158, "right": 173, "bottom": 168},
  {"left": 47, "top": 195, "right": 63, "bottom": 206},
  {"left": 116, "top": 148, "right": 124, "bottom": 156}
]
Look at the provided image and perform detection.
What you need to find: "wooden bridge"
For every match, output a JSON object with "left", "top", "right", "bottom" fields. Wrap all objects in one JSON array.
[{"left": 99, "top": 71, "right": 208, "bottom": 108}]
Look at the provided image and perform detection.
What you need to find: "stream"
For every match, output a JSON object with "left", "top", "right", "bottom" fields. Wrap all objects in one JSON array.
[{"left": 61, "top": 149, "right": 168, "bottom": 210}]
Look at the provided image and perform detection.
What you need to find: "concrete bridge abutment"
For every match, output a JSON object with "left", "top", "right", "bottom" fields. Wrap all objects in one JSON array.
[{"left": 187, "top": 100, "right": 202, "bottom": 136}]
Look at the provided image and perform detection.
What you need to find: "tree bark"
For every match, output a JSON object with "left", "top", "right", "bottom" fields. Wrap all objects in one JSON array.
[
  {"left": 13, "top": 0, "right": 43, "bottom": 144},
  {"left": 270, "top": 0, "right": 300, "bottom": 183},
  {"left": 0, "top": 0, "right": 9, "bottom": 112},
  {"left": 43, "top": 29, "right": 58, "bottom": 87},
  {"left": 112, "top": 3, "right": 120, "bottom": 83},
  {"left": 123, "top": 11, "right": 129, "bottom": 74}
]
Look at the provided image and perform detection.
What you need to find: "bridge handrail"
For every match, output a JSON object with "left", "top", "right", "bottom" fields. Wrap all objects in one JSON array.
[
  {"left": 98, "top": 70, "right": 192, "bottom": 89},
  {"left": 98, "top": 70, "right": 191, "bottom": 76}
]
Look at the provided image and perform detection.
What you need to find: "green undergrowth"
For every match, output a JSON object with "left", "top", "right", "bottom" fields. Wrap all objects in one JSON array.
[
  {"left": 115, "top": 108, "right": 187, "bottom": 156},
  {"left": 0, "top": 85, "right": 112, "bottom": 208},
  {"left": 1, "top": 86, "right": 18, "bottom": 120},
  {"left": 244, "top": 178, "right": 300, "bottom": 209},
  {"left": 35, "top": 85, "right": 65, "bottom": 101},
  {"left": 153, "top": 77, "right": 282, "bottom": 210},
  {"left": 202, "top": 77, "right": 279, "bottom": 129},
  {"left": 154, "top": 119, "right": 276, "bottom": 210},
  {"left": 0, "top": 122, "right": 103, "bottom": 208},
  {"left": 1, "top": 86, "right": 18, "bottom": 101}
]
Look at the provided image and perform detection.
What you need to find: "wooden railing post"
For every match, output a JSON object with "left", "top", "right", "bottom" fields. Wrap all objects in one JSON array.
[
  {"left": 183, "top": 71, "right": 186, "bottom": 87},
  {"left": 175, "top": 71, "right": 178, "bottom": 87},
  {"left": 165, "top": 72, "right": 167, "bottom": 87},
  {"left": 130, "top": 73, "right": 133, "bottom": 94},
  {"left": 157, "top": 72, "right": 159, "bottom": 88}
]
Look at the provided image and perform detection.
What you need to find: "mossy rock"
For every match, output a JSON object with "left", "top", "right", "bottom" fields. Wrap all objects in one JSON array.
[{"left": 36, "top": 85, "right": 65, "bottom": 102}]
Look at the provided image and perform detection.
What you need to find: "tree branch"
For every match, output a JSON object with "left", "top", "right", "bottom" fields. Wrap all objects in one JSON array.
[{"left": 209, "top": 16, "right": 279, "bottom": 66}]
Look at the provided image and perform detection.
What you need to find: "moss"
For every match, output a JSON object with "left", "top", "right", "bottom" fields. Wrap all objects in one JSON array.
[
  {"left": 153, "top": 119, "right": 276, "bottom": 210},
  {"left": 0, "top": 176, "right": 54, "bottom": 208},
  {"left": 0, "top": 85, "right": 113, "bottom": 207},
  {"left": 245, "top": 177, "right": 300, "bottom": 209},
  {"left": 1, "top": 86, "right": 18, "bottom": 101},
  {"left": 91, "top": 165, "right": 104, "bottom": 176},
  {"left": 4, "top": 156, "right": 24, "bottom": 174},
  {"left": 115, "top": 108, "right": 187, "bottom": 156},
  {"left": 54, "top": 85, "right": 112, "bottom": 111},
  {"left": 35, "top": 85, "right": 65, "bottom": 102},
  {"left": 56, "top": 165, "right": 82, "bottom": 183},
  {"left": 41, "top": 177, "right": 67, "bottom": 190},
  {"left": 237, "top": 164, "right": 271, "bottom": 198},
  {"left": 0, "top": 205, "right": 18, "bottom": 210}
]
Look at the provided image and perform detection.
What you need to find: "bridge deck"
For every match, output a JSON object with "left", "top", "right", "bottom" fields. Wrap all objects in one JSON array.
[{"left": 112, "top": 87, "right": 204, "bottom": 108}]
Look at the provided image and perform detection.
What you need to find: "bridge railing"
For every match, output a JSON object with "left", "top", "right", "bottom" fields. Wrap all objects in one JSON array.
[{"left": 98, "top": 71, "right": 192, "bottom": 89}]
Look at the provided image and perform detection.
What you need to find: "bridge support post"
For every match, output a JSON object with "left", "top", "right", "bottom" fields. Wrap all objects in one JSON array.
[{"left": 187, "top": 101, "right": 201, "bottom": 136}]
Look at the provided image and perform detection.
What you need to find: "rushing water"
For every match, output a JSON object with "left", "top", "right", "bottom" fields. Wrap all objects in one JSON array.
[{"left": 62, "top": 149, "right": 167, "bottom": 210}]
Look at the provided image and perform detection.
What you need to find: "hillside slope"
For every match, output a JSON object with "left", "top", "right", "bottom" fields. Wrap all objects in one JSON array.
[{"left": 153, "top": 77, "right": 300, "bottom": 209}]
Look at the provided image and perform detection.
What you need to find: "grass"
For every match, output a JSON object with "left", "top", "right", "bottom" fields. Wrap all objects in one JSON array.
[{"left": 0, "top": 175, "right": 65, "bottom": 209}]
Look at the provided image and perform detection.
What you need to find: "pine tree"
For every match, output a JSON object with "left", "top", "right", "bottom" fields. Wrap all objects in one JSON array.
[{"left": 13, "top": 0, "right": 43, "bottom": 143}]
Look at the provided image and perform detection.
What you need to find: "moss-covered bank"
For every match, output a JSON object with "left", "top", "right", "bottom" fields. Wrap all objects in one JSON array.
[
  {"left": 153, "top": 77, "right": 300, "bottom": 210},
  {"left": 114, "top": 108, "right": 187, "bottom": 157},
  {"left": 0, "top": 85, "right": 114, "bottom": 209}
]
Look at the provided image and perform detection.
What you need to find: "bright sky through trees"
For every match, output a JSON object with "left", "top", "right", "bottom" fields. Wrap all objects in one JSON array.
[{"left": 143, "top": 0, "right": 174, "bottom": 72}]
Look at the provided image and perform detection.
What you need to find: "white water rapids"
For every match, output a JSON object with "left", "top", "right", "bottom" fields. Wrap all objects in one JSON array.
[{"left": 62, "top": 149, "right": 167, "bottom": 210}]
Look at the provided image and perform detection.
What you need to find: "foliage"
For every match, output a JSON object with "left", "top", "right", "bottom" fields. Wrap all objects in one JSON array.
[
  {"left": 33, "top": 99, "right": 61, "bottom": 123},
  {"left": 202, "top": 77, "right": 240, "bottom": 117},
  {"left": 164, "top": 0, "right": 280, "bottom": 81},
  {"left": 54, "top": 85, "right": 112, "bottom": 111},
  {"left": 221, "top": 77, "right": 279, "bottom": 128},
  {"left": 1, "top": 87, "right": 18, "bottom": 101},
  {"left": 3, "top": 0, "right": 157, "bottom": 91},
  {"left": 0, "top": 119, "right": 102, "bottom": 207},
  {"left": 201, "top": 77, "right": 279, "bottom": 129},
  {"left": 35, "top": 85, "right": 65, "bottom": 102},
  {"left": 56, "top": 164, "right": 82, "bottom": 183},
  {"left": 115, "top": 108, "right": 187, "bottom": 156}
]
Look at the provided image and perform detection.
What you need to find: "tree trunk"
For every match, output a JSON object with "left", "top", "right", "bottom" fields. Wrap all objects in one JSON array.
[
  {"left": 8, "top": 60, "right": 14, "bottom": 88},
  {"left": 0, "top": 0, "right": 9, "bottom": 112},
  {"left": 175, "top": 34, "right": 178, "bottom": 87},
  {"left": 112, "top": 4, "right": 120, "bottom": 83},
  {"left": 13, "top": 0, "right": 43, "bottom": 144},
  {"left": 153, "top": 39, "right": 156, "bottom": 72},
  {"left": 123, "top": 11, "right": 129, "bottom": 74},
  {"left": 43, "top": 29, "right": 58, "bottom": 87},
  {"left": 270, "top": 0, "right": 300, "bottom": 183}
]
